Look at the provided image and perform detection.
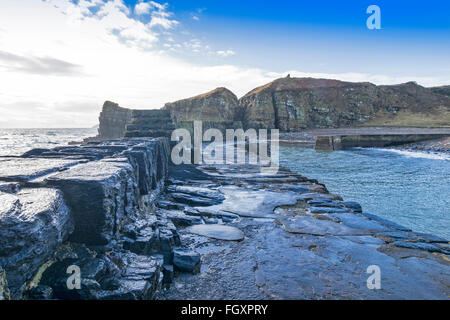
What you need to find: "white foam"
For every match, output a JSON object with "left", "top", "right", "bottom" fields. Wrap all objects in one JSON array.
[{"left": 370, "top": 148, "right": 450, "bottom": 161}]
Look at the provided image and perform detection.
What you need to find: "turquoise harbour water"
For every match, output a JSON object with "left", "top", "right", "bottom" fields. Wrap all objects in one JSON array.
[{"left": 280, "top": 145, "right": 450, "bottom": 239}]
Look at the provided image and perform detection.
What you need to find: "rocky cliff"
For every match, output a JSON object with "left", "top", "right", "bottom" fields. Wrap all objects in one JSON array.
[
  {"left": 98, "top": 101, "right": 132, "bottom": 139},
  {"left": 431, "top": 85, "right": 450, "bottom": 98},
  {"left": 163, "top": 87, "right": 241, "bottom": 127},
  {"left": 94, "top": 77, "right": 450, "bottom": 141},
  {"left": 239, "top": 77, "right": 450, "bottom": 131}
]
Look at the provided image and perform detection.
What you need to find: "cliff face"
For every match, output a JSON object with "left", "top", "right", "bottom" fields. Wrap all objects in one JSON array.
[
  {"left": 95, "top": 77, "right": 450, "bottom": 139},
  {"left": 239, "top": 77, "right": 450, "bottom": 130},
  {"left": 98, "top": 101, "right": 132, "bottom": 139},
  {"left": 431, "top": 85, "right": 450, "bottom": 98},
  {"left": 163, "top": 87, "right": 239, "bottom": 125}
]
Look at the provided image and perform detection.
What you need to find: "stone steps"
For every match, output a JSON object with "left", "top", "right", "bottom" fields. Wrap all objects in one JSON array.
[{"left": 124, "top": 109, "right": 176, "bottom": 138}]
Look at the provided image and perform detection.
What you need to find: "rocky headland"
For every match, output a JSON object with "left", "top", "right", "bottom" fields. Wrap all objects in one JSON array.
[
  {"left": 239, "top": 77, "right": 450, "bottom": 130},
  {"left": 89, "top": 77, "right": 450, "bottom": 142},
  {"left": 87, "top": 76, "right": 450, "bottom": 152}
]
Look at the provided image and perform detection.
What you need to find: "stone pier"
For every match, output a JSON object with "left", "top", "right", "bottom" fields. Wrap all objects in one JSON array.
[{"left": 312, "top": 128, "right": 450, "bottom": 151}]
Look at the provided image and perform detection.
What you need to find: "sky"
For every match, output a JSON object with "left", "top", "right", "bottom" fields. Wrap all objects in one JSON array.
[{"left": 0, "top": 0, "right": 449, "bottom": 128}]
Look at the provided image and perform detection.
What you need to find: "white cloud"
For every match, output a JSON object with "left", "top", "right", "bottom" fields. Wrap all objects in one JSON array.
[
  {"left": 135, "top": 1, "right": 178, "bottom": 29},
  {"left": 0, "top": 50, "right": 84, "bottom": 76},
  {"left": 135, "top": 1, "right": 151, "bottom": 15},
  {"left": 149, "top": 16, "right": 178, "bottom": 29},
  {"left": 216, "top": 50, "right": 235, "bottom": 57},
  {"left": 0, "top": 0, "right": 272, "bottom": 127}
]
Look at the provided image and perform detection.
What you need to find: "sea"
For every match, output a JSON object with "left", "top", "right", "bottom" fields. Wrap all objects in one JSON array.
[
  {"left": 0, "top": 128, "right": 97, "bottom": 156},
  {"left": 280, "top": 145, "right": 450, "bottom": 239},
  {"left": 0, "top": 128, "right": 448, "bottom": 239}
]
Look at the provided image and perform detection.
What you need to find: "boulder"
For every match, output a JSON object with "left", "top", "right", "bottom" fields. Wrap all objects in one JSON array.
[
  {"left": 45, "top": 158, "right": 139, "bottom": 245},
  {"left": 341, "top": 201, "right": 363, "bottom": 213},
  {"left": 0, "top": 188, "right": 74, "bottom": 299},
  {"left": 122, "top": 226, "right": 159, "bottom": 256},
  {"left": 173, "top": 248, "right": 201, "bottom": 274}
]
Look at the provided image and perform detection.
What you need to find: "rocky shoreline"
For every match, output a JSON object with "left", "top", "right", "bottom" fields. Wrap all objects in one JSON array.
[
  {"left": 390, "top": 137, "right": 450, "bottom": 155},
  {"left": 0, "top": 139, "right": 449, "bottom": 300}
]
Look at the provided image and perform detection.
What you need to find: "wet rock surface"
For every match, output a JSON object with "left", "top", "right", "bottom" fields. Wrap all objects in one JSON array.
[
  {"left": 157, "top": 163, "right": 450, "bottom": 300},
  {"left": 0, "top": 158, "right": 82, "bottom": 183},
  {"left": 173, "top": 248, "right": 201, "bottom": 274},
  {"left": 0, "top": 188, "right": 73, "bottom": 299},
  {"left": 0, "top": 266, "right": 10, "bottom": 300},
  {"left": 1, "top": 138, "right": 449, "bottom": 300},
  {"left": 186, "top": 224, "right": 245, "bottom": 241},
  {"left": 0, "top": 138, "right": 176, "bottom": 299},
  {"left": 45, "top": 158, "right": 139, "bottom": 245}
]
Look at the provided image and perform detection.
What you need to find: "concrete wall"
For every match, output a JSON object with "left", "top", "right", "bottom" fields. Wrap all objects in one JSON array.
[{"left": 315, "top": 134, "right": 450, "bottom": 150}]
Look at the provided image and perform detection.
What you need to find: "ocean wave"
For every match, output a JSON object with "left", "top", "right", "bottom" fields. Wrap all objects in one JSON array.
[{"left": 370, "top": 148, "right": 450, "bottom": 161}]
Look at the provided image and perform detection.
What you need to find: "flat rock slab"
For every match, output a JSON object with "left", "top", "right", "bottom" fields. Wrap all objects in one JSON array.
[
  {"left": 205, "top": 186, "right": 301, "bottom": 218},
  {"left": 169, "top": 193, "right": 221, "bottom": 207},
  {"left": 328, "top": 213, "right": 391, "bottom": 232},
  {"left": 298, "top": 192, "right": 343, "bottom": 202},
  {"left": 186, "top": 224, "right": 245, "bottom": 241},
  {"left": 186, "top": 207, "right": 239, "bottom": 220},
  {"left": 253, "top": 223, "right": 450, "bottom": 299},
  {"left": 163, "top": 210, "right": 203, "bottom": 227},
  {"left": 0, "top": 157, "right": 81, "bottom": 183},
  {"left": 307, "top": 199, "right": 342, "bottom": 208},
  {"left": 361, "top": 212, "right": 412, "bottom": 232},
  {"left": 309, "top": 207, "right": 348, "bottom": 214},
  {"left": 166, "top": 185, "right": 225, "bottom": 202},
  {"left": 392, "top": 241, "right": 448, "bottom": 254},
  {"left": 277, "top": 215, "right": 369, "bottom": 236},
  {"left": 161, "top": 163, "right": 450, "bottom": 300}
]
